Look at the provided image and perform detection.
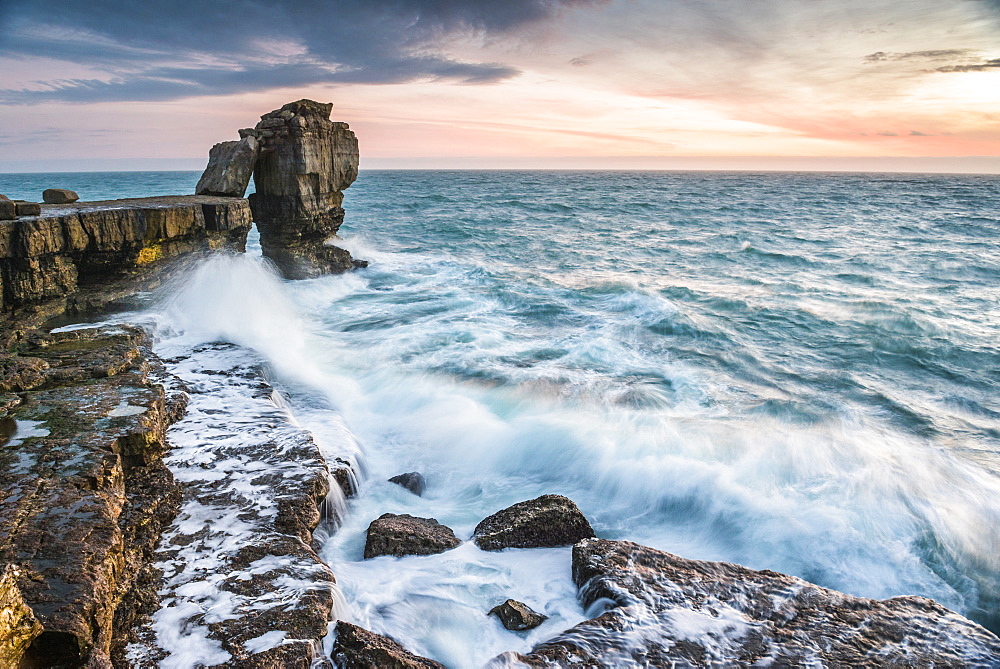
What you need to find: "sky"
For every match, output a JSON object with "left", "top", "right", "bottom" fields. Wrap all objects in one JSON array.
[{"left": 0, "top": 0, "right": 998, "bottom": 172}]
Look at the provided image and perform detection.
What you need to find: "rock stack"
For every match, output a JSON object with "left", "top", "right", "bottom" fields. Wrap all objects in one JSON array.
[{"left": 196, "top": 99, "right": 362, "bottom": 279}]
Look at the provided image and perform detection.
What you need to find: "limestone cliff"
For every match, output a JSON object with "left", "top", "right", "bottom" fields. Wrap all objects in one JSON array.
[{"left": 245, "top": 100, "right": 361, "bottom": 279}]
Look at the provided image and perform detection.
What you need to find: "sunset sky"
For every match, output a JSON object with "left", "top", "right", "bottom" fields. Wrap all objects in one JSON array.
[{"left": 1, "top": 0, "right": 999, "bottom": 172}]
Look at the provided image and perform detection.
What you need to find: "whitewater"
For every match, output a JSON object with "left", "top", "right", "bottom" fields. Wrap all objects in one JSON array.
[{"left": 4, "top": 169, "right": 999, "bottom": 666}]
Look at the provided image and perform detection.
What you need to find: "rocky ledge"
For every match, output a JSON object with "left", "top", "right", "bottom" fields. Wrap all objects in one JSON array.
[
  {"left": 0, "top": 195, "right": 251, "bottom": 322},
  {"left": 0, "top": 325, "right": 184, "bottom": 667},
  {"left": 492, "top": 538, "right": 1000, "bottom": 667}
]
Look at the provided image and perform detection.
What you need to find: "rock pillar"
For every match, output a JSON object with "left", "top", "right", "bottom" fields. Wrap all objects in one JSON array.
[{"left": 245, "top": 100, "right": 360, "bottom": 279}]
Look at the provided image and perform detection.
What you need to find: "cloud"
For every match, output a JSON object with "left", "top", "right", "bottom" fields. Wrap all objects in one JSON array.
[
  {"left": 936, "top": 57, "right": 1000, "bottom": 72},
  {"left": 877, "top": 131, "right": 899, "bottom": 136},
  {"left": 0, "top": 0, "right": 602, "bottom": 102},
  {"left": 863, "top": 49, "right": 973, "bottom": 62},
  {"left": 909, "top": 130, "right": 930, "bottom": 136}
]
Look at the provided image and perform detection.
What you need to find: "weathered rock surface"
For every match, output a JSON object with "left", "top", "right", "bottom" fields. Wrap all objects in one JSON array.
[
  {"left": 388, "top": 471, "right": 426, "bottom": 496},
  {"left": 364, "top": 514, "right": 461, "bottom": 559},
  {"left": 331, "top": 621, "right": 444, "bottom": 669},
  {"left": 488, "top": 600, "right": 548, "bottom": 631},
  {"left": 126, "top": 341, "right": 346, "bottom": 668},
  {"left": 0, "top": 195, "right": 251, "bottom": 320},
  {"left": 195, "top": 136, "right": 260, "bottom": 198},
  {"left": 42, "top": 189, "right": 79, "bottom": 204},
  {"left": 247, "top": 99, "right": 360, "bottom": 279},
  {"left": 473, "top": 495, "right": 595, "bottom": 551},
  {"left": 14, "top": 202, "right": 41, "bottom": 217},
  {"left": 0, "top": 325, "right": 183, "bottom": 667},
  {"left": 0, "top": 200, "right": 14, "bottom": 221},
  {"left": 493, "top": 538, "right": 1000, "bottom": 667}
]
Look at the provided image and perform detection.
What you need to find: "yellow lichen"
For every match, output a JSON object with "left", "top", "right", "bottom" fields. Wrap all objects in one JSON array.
[{"left": 135, "top": 245, "right": 163, "bottom": 265}]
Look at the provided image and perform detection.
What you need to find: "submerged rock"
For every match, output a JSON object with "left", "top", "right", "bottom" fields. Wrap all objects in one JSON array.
[
  {"left": 388, "top": 471, "right": 426, "bottom": 496},
  {"left": 195, "top": 136, "right": 260, "bottom": 197},
  {"left": 488, "top": 599, "right": 548, "bottom": 631},
  {"left": 364, "top": 513, "right": 461, "bottom": 559},
  {"left": 248, "top": 99, "right": 360, "bottom": 279},
  {"left": 473, "top": 494, "right": 595, "bottom": 551},
  {"left": 42, "top": 188, "right": 79, "bottom": 204},
  {"left": 331, "top": 621, "right": 444, "bottom": 668},
  {"left": 493, "top": 538, "right": 1000, "bottom": 667}
]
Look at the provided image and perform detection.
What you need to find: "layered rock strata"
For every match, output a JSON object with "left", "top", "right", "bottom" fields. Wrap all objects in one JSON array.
[
  {"left": 244, "top": 100, "right": 361, "bottom": 279},
  {"left": 0, "top": 325, "right": 184, "bottom": 667},
  {"left": 493, "top": 538, "right": 1000, "bottom": 667},
  {"left": 0, "top": 195, "right": 251, "bottom": 322},
  {"left": 127, "top": 341, "right": 355, "bottom": 667}
]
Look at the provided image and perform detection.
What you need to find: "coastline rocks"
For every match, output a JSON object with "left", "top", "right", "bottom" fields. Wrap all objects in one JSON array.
[
  {"left": 495, "top": 538, "right": 1000, "bottom": 667},
  {"left": 332, "top": 621, "right": 444, "bottom": 668},
  {"left": 195, "top": 136, "right": 260, "bottom": 198},
  {"left": 488, "top": 600, "right": 548, "bottom": 631},
  {"left": 247, "top": 99, "right": 360, "bottom": 279},
  {"left": 0, "top": 565, "right": 43, "bottom": 665},
  {"left": 364, "top": 513, "right": 461, "bottom": 559},
  {"left": 389, "top": 471, "right": 426, "bottom": 496},
  {"left": 473, "top": 494, "right": 595, "bottom": 551},
  {"left": 0, "top": 200, "right": 14, "bottom": 221},
  {"left": 42, "top": 189, "right": 79, "bottom": 204},
  {"left": 13, "top": 202, "right": 41, "bottom": 217}
]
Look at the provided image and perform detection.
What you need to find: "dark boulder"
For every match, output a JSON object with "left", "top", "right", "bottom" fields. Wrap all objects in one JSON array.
[
  {"left": 492, "top": 538, "right": 1000, "bottom": 667},
  {"left": 332, "top": 621, "right": 444, "bottom": 668},
  {"left": 195, "top": 135, "right": 260, "bottom": 198},
  {"left": 388, "top": 471, "right": 426, "bottom": 496},
  {"left": 13, "top": 202, "right": 41, "bottom": 217},
  {"left": 488, "top": 599, "right": 548, "bottom": 631},
  {"left": 0, "top": 199, "right": 14, "bottom": 221},
  {"left": 473, "top": 494, "right": 595, "bottom": 551},
  {"left": 364, "top": 513, "right": 461, "bottom": 559},
  {"left": 42, "top": 189, "right": 79, "bottom": 204}
]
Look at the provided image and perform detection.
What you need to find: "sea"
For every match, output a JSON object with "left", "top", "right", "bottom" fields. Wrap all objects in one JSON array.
[{"left": 2, "top": 170, "right": 999, "bottom": 666}]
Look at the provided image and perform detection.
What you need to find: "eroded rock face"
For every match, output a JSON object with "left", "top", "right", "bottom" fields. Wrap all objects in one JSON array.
[
  {"left": 364, "top": 514, "right": 461, "bottom": 559},
  {"left": 247, "top": 99, "right": 360, "bottom": 279},
  {"left": 331, "top": 621, "right": 444, "bottom": 669},
  {"left": 0, "top": 325, "right": 183, "bottom": 668},
  {"left": 473, "top": 495, "right": 595, "bottom": 551},
  {"left": 494, "top": 539, "right": 1000, "bottom": 667},
  {"left": 488, "top": 600, "right": 548, "bottom": 631},
  {"left": 195, "top": 136, "right": 260, "bottom": 198}
]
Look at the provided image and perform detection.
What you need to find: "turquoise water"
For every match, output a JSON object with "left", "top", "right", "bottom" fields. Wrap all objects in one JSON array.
[{"left": 5, "top": 169, "right": 1000, "bottom": 657}]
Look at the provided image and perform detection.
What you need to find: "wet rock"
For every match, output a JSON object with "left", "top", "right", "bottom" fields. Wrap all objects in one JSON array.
[
  {"left": 0, "top": 564, "right": 44, "bottom": 665},
  {"left": 493, "top": 538, "right": 1000, "bottom": 667},
  {"left": 488, "top": 599, "right": 548, "bottom": 631},
  {"left": 331, "top": 621, "right": 444, "bottom": 669},
  {"left": 364, "top": 513, "right": 461, "bottom": 559},
  {"left": 42, "top": 188, "right": 79, "bottom": 204},
  {"left": 0, "top": 200, "right": 14, "bottom": 221},
  {"left": 14, "top": 202, "right": 41, "bottom": 217},
  {"left": 196, "top": 135, "right": 260, "bottom": 197},
  {"left": 248, "top": 99, "right": 360, "bottom": 279},
  {"left": 389, "top": 471, "right": 426, "bottom": 496},
  {"left": 0, "top": 326, "right": 183, "bottom": 667},
  {"left": 0, "top": 354, "right": 47, "bottom": 392},
  {"left": 473, "top": 494, "right": 595, "bottom": 551}
]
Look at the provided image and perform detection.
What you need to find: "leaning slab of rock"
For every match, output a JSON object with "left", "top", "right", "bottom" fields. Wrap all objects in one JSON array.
[
  {"left": 332, "top": 621, "right": 444, "bottom": 668},
  {"left": 488, "top": 599, "right": 548, "bottom": 631},
  {"left": 364, "top": 513, "right": 461, "bottom": 559},
  {"left": 195, "top": 135, "right": 260, "bottom": 197},
  {"left": 473, "top": 494, "right": 595, "bottom": 551},
  {"left": 42, "top": 188, "right": 79, "bottom": 204},
  {"left": 492, "top": 538, "right": 1000, "bottom": 667},
  {"left": 389, "top": 471, "right": 426, "bottom": 496}
]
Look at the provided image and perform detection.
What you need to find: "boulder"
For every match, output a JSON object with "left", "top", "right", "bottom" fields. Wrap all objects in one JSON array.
[
  {"left": 388, "top": 471, "right": 426, "bottom": 496},
  {"left": 41, "top": 189, "right": 79, "bottom": 204},
  {"left": 195, "top": 135, "right": 260, "bottom": 198},
  {"left": 13, "top": 202, "right": 40, "bottom": 217},
  {"left": 363, "top": 514, "right": 461, "bottom": 559},
  {"left": 488, "top": 600, "right": 548, "bottom": 631},
  {"left": 331, "top": 621, "right": 444, "bottom": 668},
  {"left": 0, "top": 200, "right": 14, "bottom": 221},
  {"left": 473, "top": 495, "right": 595, "bottom": 551},
  {"left": 492, "top": 539, "right": 1000, "bottom": 667},
  {"left": 248, "top": 99, "right": 361, "bottom": 278}
]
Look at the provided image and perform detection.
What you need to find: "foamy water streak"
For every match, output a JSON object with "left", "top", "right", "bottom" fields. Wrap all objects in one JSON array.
[{"left": 124, "top": 171, "right": 1000, "bottom": 665}]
